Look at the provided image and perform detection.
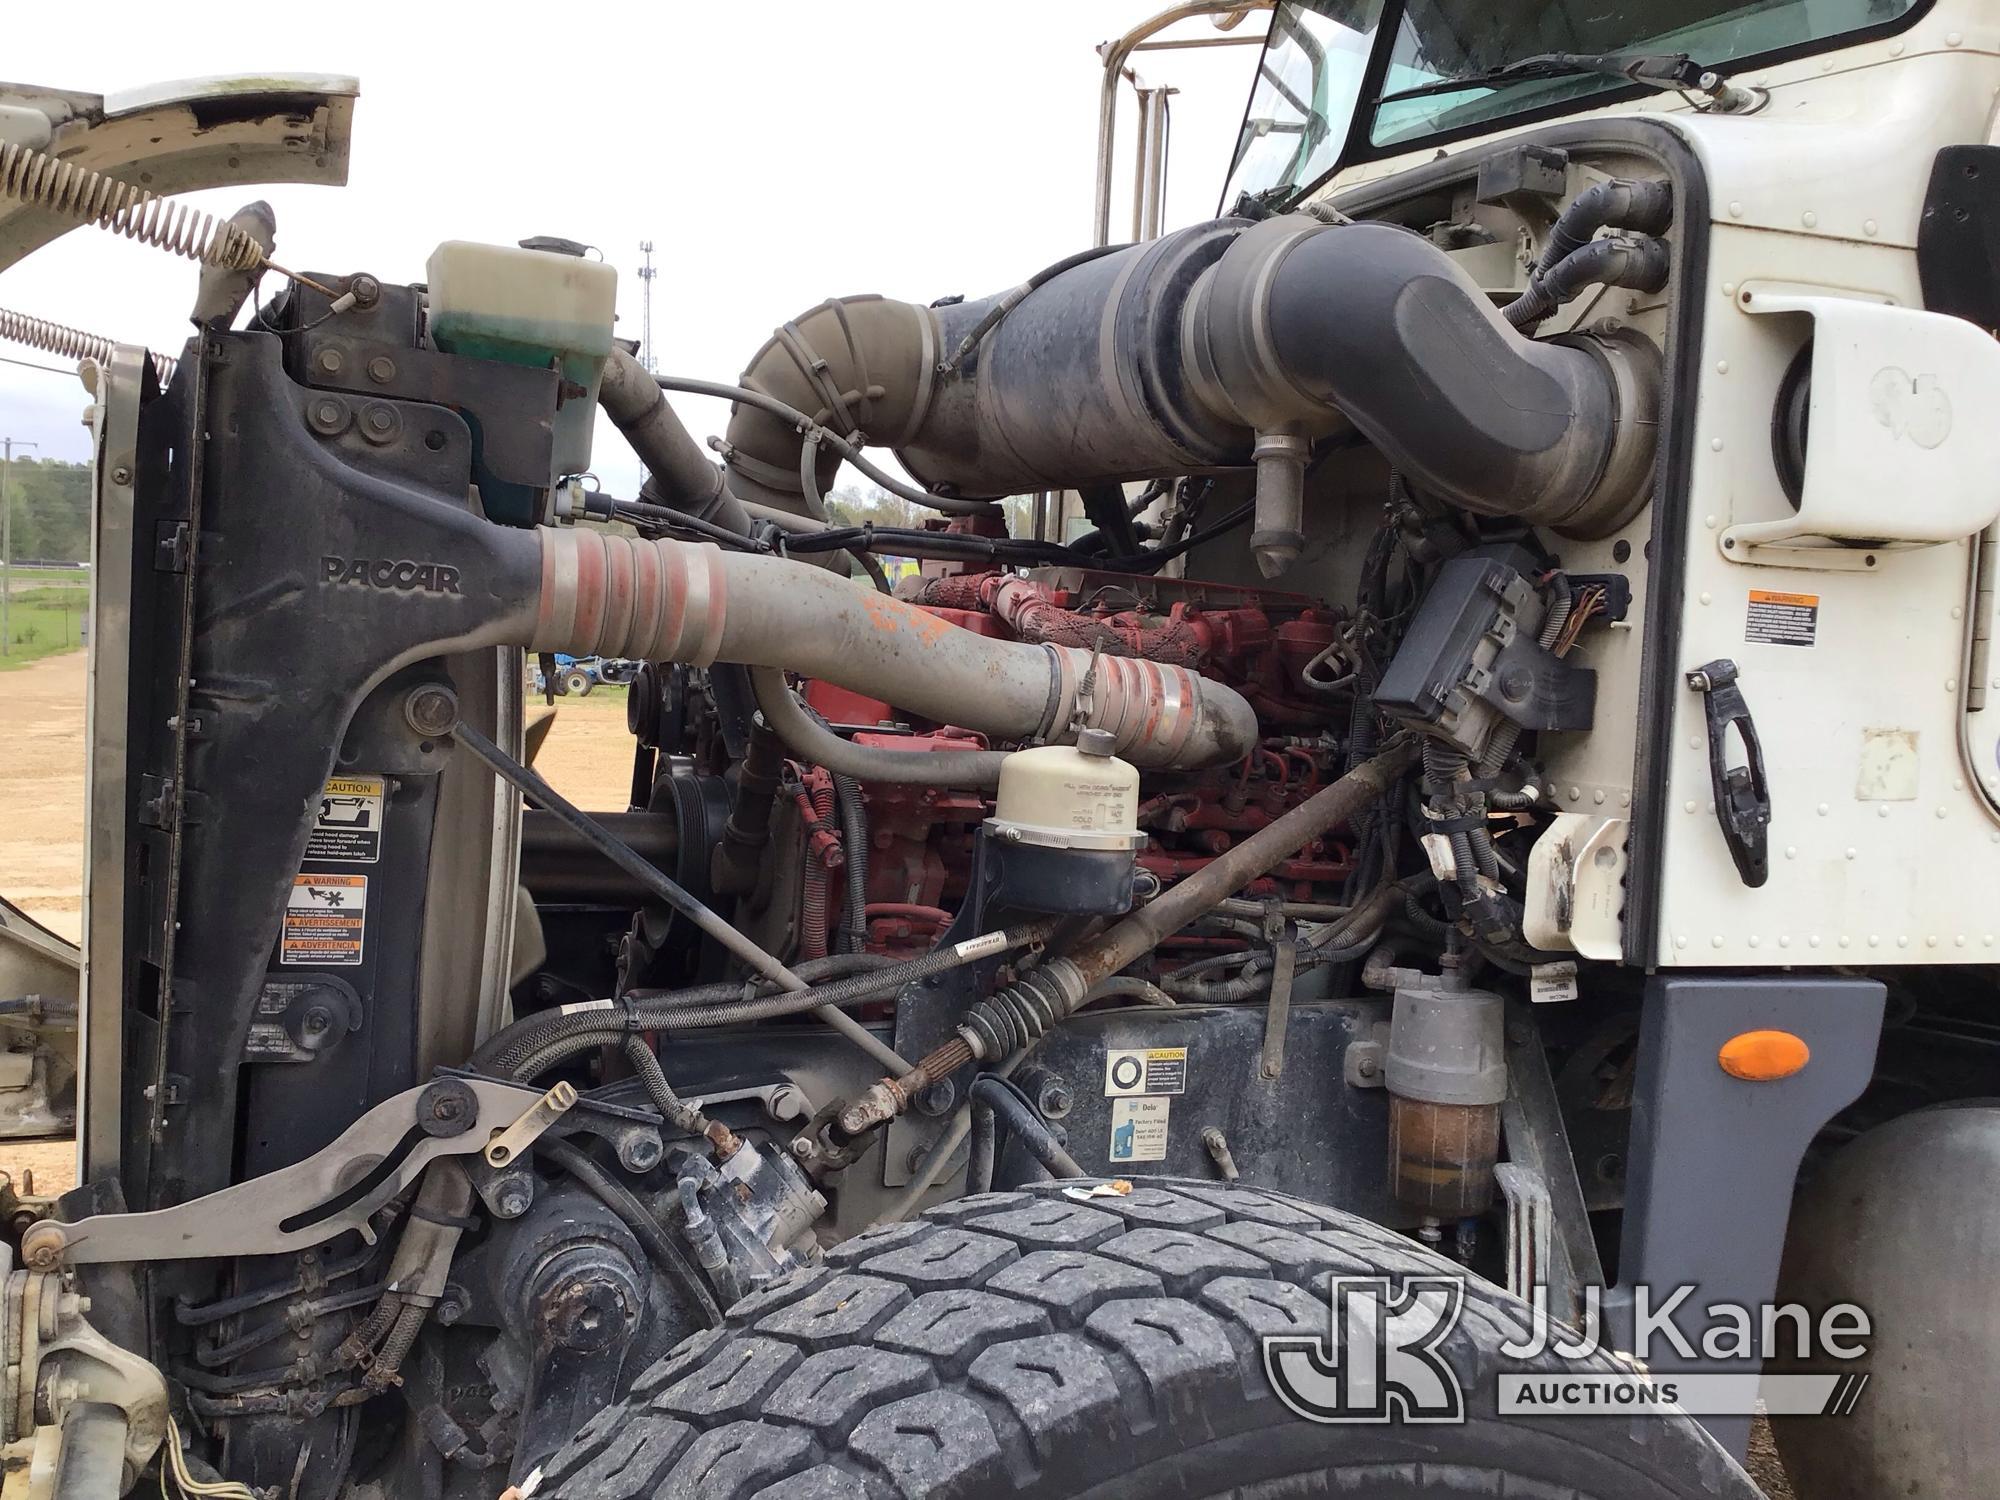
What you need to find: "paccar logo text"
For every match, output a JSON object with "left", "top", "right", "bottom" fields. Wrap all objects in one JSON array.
[{"left": 320, "top": 556, "right": 461, "bottom": 595}]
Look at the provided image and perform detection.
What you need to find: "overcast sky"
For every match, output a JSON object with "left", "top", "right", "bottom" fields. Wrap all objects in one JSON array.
[{"left": 1, "top": 2, "right": 1263, "bottom": 495}]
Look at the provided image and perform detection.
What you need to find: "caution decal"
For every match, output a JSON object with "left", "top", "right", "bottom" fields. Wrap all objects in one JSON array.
[{"left": 307, "top": 776, "right": 386, "bottom": 864}]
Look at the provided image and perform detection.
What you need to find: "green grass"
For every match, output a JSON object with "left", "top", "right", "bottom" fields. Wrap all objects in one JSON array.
[
  {"left": 0, "top": 585, "right": 89, "bottom": 669},
  {"left": 6, "top": 565, "right": 88, "bottom": 588}
]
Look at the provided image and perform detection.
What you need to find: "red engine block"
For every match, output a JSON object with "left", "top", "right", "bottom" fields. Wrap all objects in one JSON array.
[{"left": 792, "top": 567, "right": 1354, "bottom": 958}]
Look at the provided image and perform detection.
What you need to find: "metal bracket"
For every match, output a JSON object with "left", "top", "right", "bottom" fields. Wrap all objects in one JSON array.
[
  {"left": 481, "top": 1080, "right": 575, "bottom": 1168},
  {"left": 22, "top": 1078, "right": 555, "bottom": 1267},
  {"left": 1258, "top": 909, "right": 1297, "bottom": 1080},
  {"left": 1686, "top": 659, "right": 1771, "bottom": 888}
]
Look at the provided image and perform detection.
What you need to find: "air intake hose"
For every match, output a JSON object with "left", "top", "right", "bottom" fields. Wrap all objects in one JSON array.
[
  {"left": 528, "top": 528, "right": 1257, "bottom": 769},
  {"left": 724, "top": 213, "right": 1660, "bottom": 551}
]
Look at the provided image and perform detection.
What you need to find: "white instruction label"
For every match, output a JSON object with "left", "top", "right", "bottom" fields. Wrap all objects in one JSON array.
[
  {"left": 1109, "top": 1097, "right": 1170, "bottom": 1163},
  {"left": 307, "top": 776, "right": 386, "bottom": 864},
  {"left": 1104, "top": 1046, "right": 1187, "bottom": 1097},
  {"left": 281, "top": 874, "right": 368, "bottom": 966},
  {"left": 1530, "top": 960, "right": 1580, "bottom": 1004}
]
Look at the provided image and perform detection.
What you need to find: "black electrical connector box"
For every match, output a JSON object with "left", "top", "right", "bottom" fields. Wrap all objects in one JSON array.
[
  {"left": 1375, "top": 548, "right": 1596, "bottom": 759},
  {"left": 1476, "top": 145, "right": 1569, "bottom": 208}
]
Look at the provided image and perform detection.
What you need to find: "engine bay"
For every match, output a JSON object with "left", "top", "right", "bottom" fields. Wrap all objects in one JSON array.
[{"left": 25, "top": 124, "right": 1696, "bottom": 1495}]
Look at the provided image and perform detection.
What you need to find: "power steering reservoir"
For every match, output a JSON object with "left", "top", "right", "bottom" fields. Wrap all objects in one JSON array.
[
  {"left": 981, "top": 729, "right": 1143, "bottom": 915},
  {"left": 425, "top": 239, "right": 617, "bottom": 486}
]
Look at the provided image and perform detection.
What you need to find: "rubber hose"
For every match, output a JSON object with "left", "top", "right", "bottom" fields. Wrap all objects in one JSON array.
[
  {"left": 833, "top": 773, "right": 870, "bottom": 953},
  {"left": 470, "top": 954, "right": 893, "bottom": 1075},
  {"left": 1504, "top": 233, "right": 1671, "bottom": 329},
  {"left": 622, "top": 1037, "right": 711, "bottom": 1137},
  {"left": 1536, "top": 177, "right": 1674, "bottom": 273},
  {"left": 967, "top": 1097, "right": 996, "bottom": 1195},
  {"left": 494, "top": 924, "right": 1050, "bottom": 1081},
  {"left": 968, "top": 1075, "right": 1084, "bottom": 1180},
  {"left": 598, "top": 349, "right": 749, "bottom": 532},
  {"left": 751, "top": 667, "right": 1010, "bottom": 788},
  {"left": 451, "top": 720, "right": 908, "bottom": 1074}
]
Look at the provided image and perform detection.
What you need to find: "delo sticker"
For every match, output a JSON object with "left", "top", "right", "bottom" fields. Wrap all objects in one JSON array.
[
  {"left": 281, "top": 874, "right": 368, "bottom": 966},
  {"left": 1109, "top": 1097, "right": 1170, "bottom": 1163},
  {"left": 1104, "top": 1046, "right": 1188, "bottom": 1097}
]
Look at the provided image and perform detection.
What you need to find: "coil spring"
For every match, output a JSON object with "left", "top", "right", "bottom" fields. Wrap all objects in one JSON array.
[
  {"left": 1, "top": 140, "right": 269, "bottom": 274},
  {"left": 0, "top": 305, "right": 175, "bottom": 383}
]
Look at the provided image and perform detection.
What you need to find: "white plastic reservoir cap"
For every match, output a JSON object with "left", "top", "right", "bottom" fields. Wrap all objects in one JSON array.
[{"left": 990, "top": 735, "right": 1142, "bottom": 850}]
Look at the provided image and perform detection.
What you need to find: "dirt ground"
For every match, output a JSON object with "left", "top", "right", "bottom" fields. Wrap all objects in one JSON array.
[
  {"left": 0, "top": 657, "right": 635, "bottom": 947},
  {"left": 524, "top": 686, "right": 639, "bottom": 810},
  {"left": 0, "top": 656, "right": 636, "bottom": 1199},
  {"left": 0, "top": 654, "right": 1799, "bottom": 1496},
  {"left": 0, "top": 650, "right": 87, "bottom": 944}
]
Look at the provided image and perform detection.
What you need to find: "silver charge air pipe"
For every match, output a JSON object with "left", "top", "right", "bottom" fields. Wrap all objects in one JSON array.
[{"left": 526, "top": 529, "right": 1257, "bottom": 769}]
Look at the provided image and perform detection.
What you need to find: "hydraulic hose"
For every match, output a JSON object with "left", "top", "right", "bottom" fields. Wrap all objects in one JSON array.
[
  {"left": 470, "top": 952, "right": 894, "bottom": 1076},
  {"left": 836, "top": 737, "right": 1420, "bottom": 1135},
  {"left": 484, "top": 923, "right": 1052, "bottom": 1083},
  {"left": 530, "top": 528, "right": 1258, "bottom": 770},
  {"left": 621, "top": 1037, "right": 713, "bottom": 1138},
  {"left": 936, "top": 242, "right": 1134, "bottom": 375},
  {"left": 667, "top": 372, "right": 996, "bottom": 518}
]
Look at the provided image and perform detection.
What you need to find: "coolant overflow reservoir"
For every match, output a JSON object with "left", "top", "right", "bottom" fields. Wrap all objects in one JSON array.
[
  {"left": 425, "top": 240, "right": 617, "bottom": 484},
  {"left": 981, "top": 729, "right": 1143, "bottom": 916}
]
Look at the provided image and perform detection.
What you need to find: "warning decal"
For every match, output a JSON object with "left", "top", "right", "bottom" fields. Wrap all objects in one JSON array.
[
  {"left": 307, "top": 776, "right": 386, "bottom": 864},
  {"left": 1109, "top": 1097, "right": 1170, "bottom": 1163},
  {"left": 282, "top": 874, "right": 368, "bottom": 966},
  {"left": 1104, "top": 1046, "right": 1188, "bottom": 1097},
  {"left": 1746, "top": 590, "right": 1818, "bottom": 648}
]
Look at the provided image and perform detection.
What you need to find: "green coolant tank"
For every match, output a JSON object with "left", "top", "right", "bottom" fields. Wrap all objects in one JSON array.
[{"left": 425, "top": 240, "right": 618, "bottom": 491}]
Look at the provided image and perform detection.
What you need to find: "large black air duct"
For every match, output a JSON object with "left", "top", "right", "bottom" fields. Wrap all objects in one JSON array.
[{"left": 723, "top": 212, "right": 1660, "bottom": 574}]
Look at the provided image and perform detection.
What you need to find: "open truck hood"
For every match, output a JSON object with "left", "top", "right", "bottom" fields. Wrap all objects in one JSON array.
[
  {"left": 1, "top": 73, "right": 355, "bottom": 1135},
  {"left": 0, "top": 71, "right": 357, "bottom": 275}
]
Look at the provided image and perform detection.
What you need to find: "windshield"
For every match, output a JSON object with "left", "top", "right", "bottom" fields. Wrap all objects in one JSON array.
[{"left": 1222, "top": 0, "right": 1926, "bottom": 209}]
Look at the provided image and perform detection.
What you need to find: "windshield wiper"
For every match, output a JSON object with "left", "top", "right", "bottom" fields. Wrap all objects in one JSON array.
[{"left": 1377, "top": 49, "right": 1757, "bottom": 111}]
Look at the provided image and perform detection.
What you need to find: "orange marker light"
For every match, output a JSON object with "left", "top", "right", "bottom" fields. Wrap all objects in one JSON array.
[{"left": 1718, "top": 1029, "right": 1811, "bottom": 1081}]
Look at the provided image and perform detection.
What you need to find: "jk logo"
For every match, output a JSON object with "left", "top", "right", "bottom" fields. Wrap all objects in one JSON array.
[{"left": 1264, "top": 1275, "right": 1467, "bottom": 1424}]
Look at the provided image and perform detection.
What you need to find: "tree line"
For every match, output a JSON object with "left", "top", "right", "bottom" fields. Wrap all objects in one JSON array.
[{"left": 2, "top": 457, "right": 91, "bottom": 564}]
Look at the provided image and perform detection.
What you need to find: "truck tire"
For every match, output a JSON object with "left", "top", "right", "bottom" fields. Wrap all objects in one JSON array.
[
  {"left": 563, "top": 668, "right": 594, "bottom": 698},
  {"left": 538, "top": 1180, "right": 1756, "bottom": 1500}
]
